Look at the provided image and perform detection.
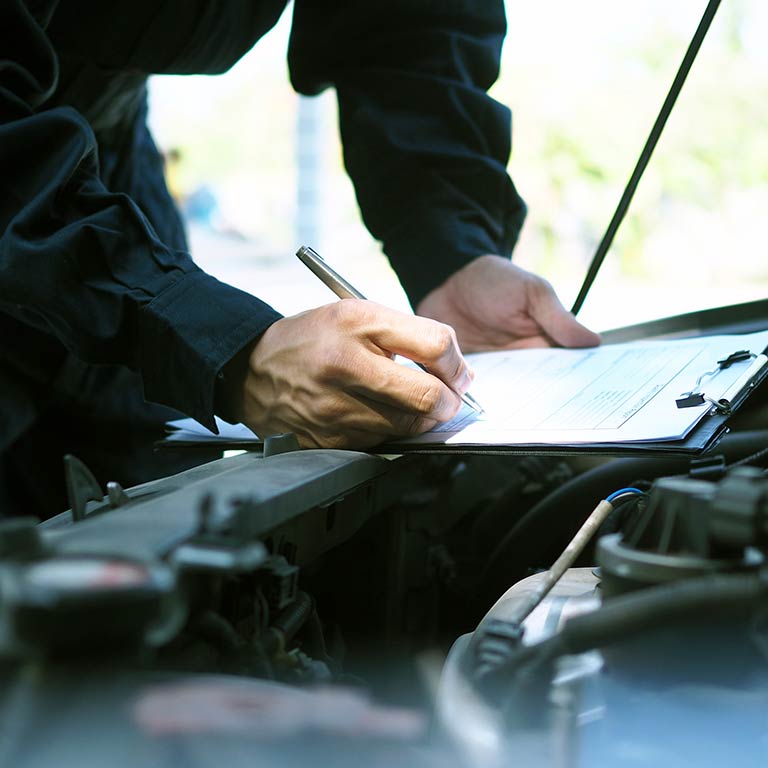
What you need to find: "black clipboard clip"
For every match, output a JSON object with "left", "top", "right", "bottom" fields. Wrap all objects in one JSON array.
[
  {"left": 676, "top": 349, "right": 755, "bottom": 414},
  {"left": 675, "top": 393, "right": 732, "bottom": 415}
]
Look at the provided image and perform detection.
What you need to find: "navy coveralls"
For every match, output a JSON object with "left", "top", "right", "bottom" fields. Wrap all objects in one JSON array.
[{"left": 0, "top": 0, "right": 526, "bottom": 516}]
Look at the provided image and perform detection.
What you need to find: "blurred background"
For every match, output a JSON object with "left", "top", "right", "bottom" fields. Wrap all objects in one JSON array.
[{"left": 147, "top": 0, "right": 768, "bottom": 332}]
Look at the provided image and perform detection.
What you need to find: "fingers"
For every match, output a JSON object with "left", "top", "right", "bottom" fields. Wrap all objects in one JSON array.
[
  {"left": 239, "top": 302, "right": 468, "bottom": 450},
  {"left": 527, "top": 279, "right": 602, "bottom": 348},
  {"left": 341, "top": 351, "right": 463, "bottom": 421},
  {"left": 244, "top": 370, "right": 456, "bottom": 451},
  {"left": 414, "top": 255, "right": 600, "bottom": 352},
  {"left": 305, "top": 308, "right": 465, "bottom": 423},
  {"left": 335, "top": 300, "right": 474, "bottom": 395}
]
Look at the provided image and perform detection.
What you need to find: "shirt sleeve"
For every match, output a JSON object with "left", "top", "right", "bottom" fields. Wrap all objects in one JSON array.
[
  {"left": 0, "top": 0, "right": 282, "bottom": 430},
  {"left": 288, "top": 0, "right": 527, "bottom": 308}
]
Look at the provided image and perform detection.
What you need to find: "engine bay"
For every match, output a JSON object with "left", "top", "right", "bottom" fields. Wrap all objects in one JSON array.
[{"left": 1, "top": 396, "right": 767, "bottom": 767}]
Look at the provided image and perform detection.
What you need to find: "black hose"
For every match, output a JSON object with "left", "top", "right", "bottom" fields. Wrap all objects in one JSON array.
[
  {"left": 478, "top": 570, "right": 768, "bottom": 697},
  {"left": 477, "top": 430, "right": 768, "bottom": 605}
]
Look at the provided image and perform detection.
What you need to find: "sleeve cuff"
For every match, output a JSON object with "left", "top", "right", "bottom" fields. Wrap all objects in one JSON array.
[
  {"left": 137, "top": 268, "right": 282, "bottom": 431},
  {"left": 384, "top": 186, "right": 527, "bottom": 308}
]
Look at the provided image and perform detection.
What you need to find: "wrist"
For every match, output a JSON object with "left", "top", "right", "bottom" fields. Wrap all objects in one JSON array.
[{"left": 214, "top": 336, "right": 260, "bottom": 424}]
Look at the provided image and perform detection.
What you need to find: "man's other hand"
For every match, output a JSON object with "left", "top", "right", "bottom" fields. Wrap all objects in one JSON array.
[
  {"left": 416, "top": 255, "right": 601, "bottom": 352},
  {"left": 230, "top": 300, "right": 474, "bottom": 449}
]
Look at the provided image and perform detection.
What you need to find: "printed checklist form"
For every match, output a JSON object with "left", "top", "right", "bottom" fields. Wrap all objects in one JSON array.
[{"left": 395, "top": 329, "right": 768, "bottom": 452}]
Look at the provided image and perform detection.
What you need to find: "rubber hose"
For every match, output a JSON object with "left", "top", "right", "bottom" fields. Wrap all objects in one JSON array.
[
  {"left": 478, "top": 430, "right": 768, "bottom": 602},
  {"left": 485, "top": 570, "right": 766, "bottom": 688}
]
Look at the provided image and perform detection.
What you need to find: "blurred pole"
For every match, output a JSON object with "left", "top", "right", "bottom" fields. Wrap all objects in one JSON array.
[{"left": 295, "top": 95, "right": 323, "bottom": 249}]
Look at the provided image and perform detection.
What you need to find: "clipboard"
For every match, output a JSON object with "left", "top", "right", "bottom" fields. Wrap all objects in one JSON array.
[
  {"left": 376, "top": 331, "right": 768, "bottom": 458},
  {"left": 379, "top": 355, "right": 768, "bottom": 457},
  {"left": 159, "top": 330, "right": 768, "bottom": 458}
]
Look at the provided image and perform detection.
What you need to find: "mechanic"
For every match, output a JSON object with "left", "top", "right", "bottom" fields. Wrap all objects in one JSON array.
[{"left": 0, "top": 0, "right": 598, "bottom": 517}]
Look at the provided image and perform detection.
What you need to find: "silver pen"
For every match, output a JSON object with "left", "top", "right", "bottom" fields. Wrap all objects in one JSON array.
[{"left": 296, "top": 245, "right": 485, "bottom": 415}]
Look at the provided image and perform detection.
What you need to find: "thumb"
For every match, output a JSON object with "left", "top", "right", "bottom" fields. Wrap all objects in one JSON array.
[{"left": 529, "top": 283, "right": 602, "bottom": 348}]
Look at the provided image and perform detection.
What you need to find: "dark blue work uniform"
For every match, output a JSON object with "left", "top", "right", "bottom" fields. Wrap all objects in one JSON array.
[{"left": 0, "top": 0, "right": 526, "bottom": 517}]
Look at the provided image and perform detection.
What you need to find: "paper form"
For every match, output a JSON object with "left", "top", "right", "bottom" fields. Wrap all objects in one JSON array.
[
  {"left": 165, "top": 416, "right": 260, "bottom": 443},
  {"left": 404, "top": 329, "right": 768, "bottom": 447}
]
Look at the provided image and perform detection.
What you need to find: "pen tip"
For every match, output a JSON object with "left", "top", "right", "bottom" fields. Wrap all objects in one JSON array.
[{"left": 462, "top": 392, "right": 485, "bottom": 415}]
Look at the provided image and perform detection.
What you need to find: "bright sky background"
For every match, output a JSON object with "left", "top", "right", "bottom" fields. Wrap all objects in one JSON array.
[{"left": 148, "top": 0, "right": 768, "bottom": 332}]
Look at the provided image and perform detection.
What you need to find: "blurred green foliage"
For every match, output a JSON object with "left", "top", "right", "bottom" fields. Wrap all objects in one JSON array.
[{"left": 497, "top": 0, "right": 768, "bottom": 325}]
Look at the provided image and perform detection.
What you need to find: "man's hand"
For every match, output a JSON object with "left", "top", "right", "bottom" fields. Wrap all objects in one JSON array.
[
  {"left": 416, "top": 255, "right": 600, "bottom": 352},
  {"left": 226, "top": 300, "right": 474, "bottom": 449}
]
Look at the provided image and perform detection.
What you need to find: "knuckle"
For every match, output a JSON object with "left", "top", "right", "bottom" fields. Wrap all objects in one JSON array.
[
  {"left": 412, "top": 383, "right": 442, "bottom": 415},
  {"left": 420, "top": 322, "right": 458, "bottom": 362},
  {"left": 321, "top": 300, "right": 347, "bottom": 329},
  {"left": 326, "top": 298, "right": 368, "bottom": 328},
  {"left": 530, "top": 273, "right": 555, "bottom": 298},
  {"left": 432, "top": 323, "right": 457, "bottom": 354}
]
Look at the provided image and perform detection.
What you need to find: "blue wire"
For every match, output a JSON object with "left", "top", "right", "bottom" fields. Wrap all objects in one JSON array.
[{"left": 606, "top": 487, "right": 645, "bottom": 503}]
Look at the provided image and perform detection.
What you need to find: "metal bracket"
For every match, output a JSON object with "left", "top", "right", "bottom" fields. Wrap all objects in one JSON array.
[{"left": 63, "top": 455, "right": 103, "bottom": 522}]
